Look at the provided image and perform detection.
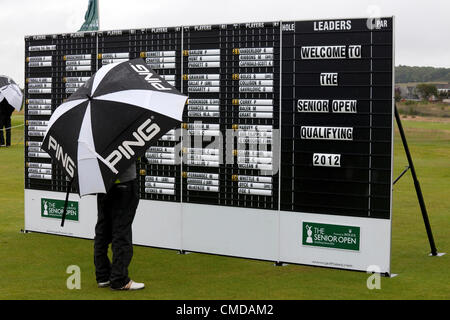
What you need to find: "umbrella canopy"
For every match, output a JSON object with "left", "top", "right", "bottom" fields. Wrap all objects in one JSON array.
[
  {"left": 42, "top": 58, "right": 187, "bottom": 197},
  {"left": 0, "top": 75, "right": 23, "bottom": 112}
]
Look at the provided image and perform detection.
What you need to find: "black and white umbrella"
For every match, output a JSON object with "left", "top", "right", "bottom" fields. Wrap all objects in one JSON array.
[
  {"left": 0, "top": 75, "right": 23, "bottom": 111},
  {"left": 42, "top": 58, "right": 187, "bottom": 197}
]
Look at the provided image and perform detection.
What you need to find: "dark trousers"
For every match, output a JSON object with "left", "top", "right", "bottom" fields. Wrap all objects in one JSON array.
[
  {"left": 0, "top": 115, "right": 11, "bottom": 146},
  {"left": 94, "top": 179, "right": 140, "bottom": 289}
]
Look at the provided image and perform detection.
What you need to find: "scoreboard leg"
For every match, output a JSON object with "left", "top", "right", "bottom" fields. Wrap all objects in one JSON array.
[{"left": 394, "top": 105, "right": 442, "bottom": 257}]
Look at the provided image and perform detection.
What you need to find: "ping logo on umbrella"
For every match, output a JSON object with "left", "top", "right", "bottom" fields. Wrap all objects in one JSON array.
[
  {"left": 48, "top": 136, "right": 76, "bottom": 178},
  {"left": 130, "top": 64, "right": 172, "bottom": 91},
  {"left": 105, "top": 118, "right": 161, "bottom": 171}
]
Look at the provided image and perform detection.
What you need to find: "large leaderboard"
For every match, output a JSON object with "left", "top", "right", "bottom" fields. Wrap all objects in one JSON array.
[
  {"left": 24, "top": 18, "right": 394, "bottom": 274},
  {"left": 281, "top": 19, "right": 393, "bottom": 219}
]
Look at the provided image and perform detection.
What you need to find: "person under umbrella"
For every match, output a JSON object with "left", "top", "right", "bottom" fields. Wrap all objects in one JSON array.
[
  {"left": 0, "top": 99, "right": 15, "bottom": 147},
  {"left": 0, "top": 75, "right": 23, "bottom": 147},
  {"left": 95, "top": 156, "right": 142, "bottom": 290},
  {"left": 42, "top": 59, "right": 187, "bottom": 290}
]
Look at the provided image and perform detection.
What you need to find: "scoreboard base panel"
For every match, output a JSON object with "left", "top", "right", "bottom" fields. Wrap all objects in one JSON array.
[
  {"left": 278, "top": 211, "right": 391, "bottom": 274},
  {"left": 181, "top": 203, "right": 279, "bottom": 262},
  {"left": 132, "top": 200, "right": 182, "bottom": 251},
  {"left": 24, "top": 189, "right": 391, "bottom": 274},
  {"left": 24, "top": 189, "right": 97, "bottom": 240}
]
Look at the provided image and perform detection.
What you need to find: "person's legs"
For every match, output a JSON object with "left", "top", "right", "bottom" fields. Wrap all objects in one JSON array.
[
  {"left": 0, "top": 115, "right": 5, "bottom": 146},
  {"left": 109, "top": 180, "right": 139, "bottom": 289},
  {"left": 5, "top": 116, "right": 11, "bottom": 146},
  {"left": 94, "top": 193, "right": 113, "bottom": 284}
]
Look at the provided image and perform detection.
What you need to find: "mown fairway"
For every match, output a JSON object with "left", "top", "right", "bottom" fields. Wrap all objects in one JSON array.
[{"left": 0, "top": 114, "right": 448, "bottom": 300}]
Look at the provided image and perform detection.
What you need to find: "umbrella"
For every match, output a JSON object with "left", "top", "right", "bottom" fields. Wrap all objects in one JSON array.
[
  {"left": 42, "top": 58, "right": 187, "bottom": 207},
  {"left": 0, "top": 75, "right": 23, "bottom": 112}
]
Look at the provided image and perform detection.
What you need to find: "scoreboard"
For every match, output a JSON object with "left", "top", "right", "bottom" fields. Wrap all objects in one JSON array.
[
  {"left": 24, "top": 17, "right": 394, "bottom": 274},
  {"left": 281, "top": 19, "right": 393, "bottom": 219}
]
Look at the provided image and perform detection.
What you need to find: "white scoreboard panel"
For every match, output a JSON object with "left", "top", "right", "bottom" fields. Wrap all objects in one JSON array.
[{"left": 24, "top": 17, "right": 394, "bottom": 274}]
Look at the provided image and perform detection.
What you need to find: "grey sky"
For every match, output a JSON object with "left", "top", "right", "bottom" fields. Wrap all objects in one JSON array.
[{"left": 0, "top": 0, "right": 449, "bottom": 87}]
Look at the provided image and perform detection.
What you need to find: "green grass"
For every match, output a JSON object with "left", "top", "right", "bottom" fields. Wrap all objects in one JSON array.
[
  {"left": 0, "top": 115, "right": 449, "bottom": 300},
  {"left": 397, "top": 101, "right": 450, "bottom": 118}
]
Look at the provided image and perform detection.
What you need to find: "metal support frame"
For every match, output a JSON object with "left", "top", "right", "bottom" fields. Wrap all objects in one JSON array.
[
  {"left": 394, "top": 105, "right": 443, "bottom": 257},
  {"left": 393, "top": 166, "right": 410, "bottom": 185}
]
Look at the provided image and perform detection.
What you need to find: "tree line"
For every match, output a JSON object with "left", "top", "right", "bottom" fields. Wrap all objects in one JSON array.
[{"left": 396, "top": 65, "right": 450, "bottom": 83}]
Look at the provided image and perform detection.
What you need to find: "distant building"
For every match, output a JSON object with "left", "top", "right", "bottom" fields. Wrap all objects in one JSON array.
[
  {"left": 395, "top": 84, "right": 420, "bottom": 100},
  {"left": 435, "top": 83, "right": 450, "bottom": 94},
  {"left": 395, "top": 82, "right": 449, "bottom": 100}
]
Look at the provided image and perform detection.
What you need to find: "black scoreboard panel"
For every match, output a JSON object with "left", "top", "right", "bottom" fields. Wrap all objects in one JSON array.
[
  {"left": 25, "top": 17, "right": 393, "bottom": 219},
  {"left": 25, "top": 35, "right": 58, "bottom": 192},
  {"left": 137, "top": 27, "right": 183, "bottom": 202},
  {"left": 280, "top": 18, "right": 393, "bottom": 219},
  {"left": 180, "top": 22, "right": 280, "bottom": 209},
  {"left": 25, "top": 33, "right": 97, "bottom": 193},
  {"left": 58, "top": 32, "right": 98, "bottom": 193},
  {"left": 227, "top": 22, "right": 280, "bottom": 210},
  {"left": 181, "top": 24, "right": 226, "bottom": 206},
  {"left": 97, "top": 29, "right": 135, "bottom": 68}
]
